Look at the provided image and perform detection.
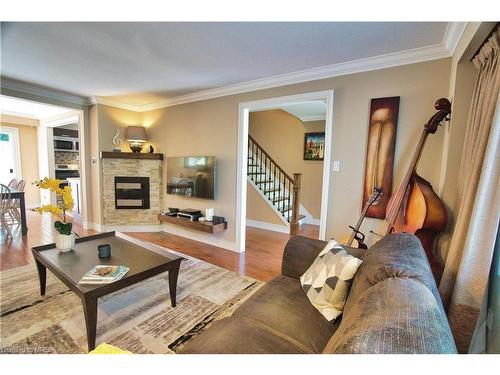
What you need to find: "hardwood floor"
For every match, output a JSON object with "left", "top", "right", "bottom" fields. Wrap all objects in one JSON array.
[
  {"left": 1, "top": 210, "right": 319, "bottom": 281},
  {"left": 127, "top": 224, "right": 319, "bottom": 282},
  {"left": 0, "top": 210, "right": 96, "bottom": 271}
]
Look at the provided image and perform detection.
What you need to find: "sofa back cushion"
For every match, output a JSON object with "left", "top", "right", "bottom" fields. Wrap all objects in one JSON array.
[
  {"left": 343, "top": 233, "right": 443, "bottom": 317},
  {"left": 323, "top": 277, "right": 457, "bottom": 353}
]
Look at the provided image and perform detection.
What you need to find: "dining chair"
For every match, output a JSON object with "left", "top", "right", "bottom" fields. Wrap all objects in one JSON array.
[
  {"left": 16, "top": 179, "right": 26, "bottom": 191},
  {"left": 7, "top": 179, "right": 18, "bottom": 189},
  {"left": 10, "top": 179, "right": 26, "bottom": 223},
  {"left": 0, "top": 184, "right": 15, "bottom": 238}
]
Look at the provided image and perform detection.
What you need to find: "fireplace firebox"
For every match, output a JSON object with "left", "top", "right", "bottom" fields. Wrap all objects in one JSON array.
[{"left": 114, "top": 177, "right": 150, "bottom": 209}]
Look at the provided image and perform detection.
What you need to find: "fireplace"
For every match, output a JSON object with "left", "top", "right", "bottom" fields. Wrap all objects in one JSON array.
[{"left": 114, "top": 177, "right": 150, "bottom": 209}]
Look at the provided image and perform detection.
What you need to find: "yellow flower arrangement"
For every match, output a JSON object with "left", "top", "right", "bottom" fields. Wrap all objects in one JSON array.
[
  {"left": 36, "top": 177, "right": 65, "bottom": 192},
  {"left": 35, "top": 204, "right": 63, "bottom": 217},
  {"left": 34, "top": 178, "right": 75, "bottom": 235}
]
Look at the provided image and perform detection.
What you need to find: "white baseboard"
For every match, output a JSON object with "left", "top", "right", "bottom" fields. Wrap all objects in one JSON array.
[
  {"left": 83, "top": 222, "right": 162, "bottom": 233},
  {"left": 83, "top": 222, "right": 103, "bottom": 231},
  {"left": 246, "top": 219, "right": 290, "bottom": 234},
  {"left": 302, "top": 217, "right": 321, "bottom": 226},
  {"left": 83, "top": 221, "right": 239, "bottom": 253},
  {"left": 161, "top": 223, "right": 240, "bottom": 253},
  {"left": 299, "top": 204, "right": 321, "bottom": 226},
  {"left": 105, "top": 224, "right": 162, "bottom": 232}
]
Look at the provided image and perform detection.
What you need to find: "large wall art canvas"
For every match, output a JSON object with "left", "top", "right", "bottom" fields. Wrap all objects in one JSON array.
[{"left": 363, "top": 96, "right": 400, "bottom": 218}]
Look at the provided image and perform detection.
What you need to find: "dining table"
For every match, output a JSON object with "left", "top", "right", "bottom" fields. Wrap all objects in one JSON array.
[{"left": 1, "top": 188, "right": 28, "bottom": 235}]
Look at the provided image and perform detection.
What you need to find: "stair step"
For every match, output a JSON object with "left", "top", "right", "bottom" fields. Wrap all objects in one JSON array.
[
  {"left": 248, "top": 172, "right": 266, "bottom": 176},
  {"left": 279, "top": 206, "right": 292, "bottom": 213},
  {"left": 248, "top": 164, "right": 259, "bottom": 167},
  {"left": 263, "top": 188, "right": 281, "bottom": 194},
  {"left": 256, "top": 180, "right": 274, "bottom": 184},
  {"left": 273, "top": 197, "right": 289, "bottom": 204}
]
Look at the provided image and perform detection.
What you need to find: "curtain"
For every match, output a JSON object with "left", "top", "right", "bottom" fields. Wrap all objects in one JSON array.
[
  {"left": 438, "top": 27, "right": 500, "bottom": 353},
  {"left": 469, "top": 226, "right": 500, "bottom": 353}
]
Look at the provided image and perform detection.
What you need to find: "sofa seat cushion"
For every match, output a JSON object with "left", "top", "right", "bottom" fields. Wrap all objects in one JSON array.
[
  {"left": 180, "top": 316, "right": 309, "bottom": 354},
  {"left": 233, "top": 275, "right": 338, "bottom": 353},
  {"left": 324, "top": 277, "right": 457, "bottom": 354}
]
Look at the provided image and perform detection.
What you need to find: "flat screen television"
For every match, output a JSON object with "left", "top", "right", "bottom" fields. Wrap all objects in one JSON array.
[{"left": 166, "top": 156, "right": 215, "bottom": 199}]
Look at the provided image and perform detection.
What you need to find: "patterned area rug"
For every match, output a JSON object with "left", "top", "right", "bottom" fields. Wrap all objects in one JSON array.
[{"left": 0, "top": 237, "right": 262, "bottom": 354}]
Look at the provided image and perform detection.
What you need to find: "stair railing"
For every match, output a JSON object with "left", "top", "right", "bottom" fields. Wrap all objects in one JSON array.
[{"left": 248, "top": 135, "right": 302, "bottom": 235}]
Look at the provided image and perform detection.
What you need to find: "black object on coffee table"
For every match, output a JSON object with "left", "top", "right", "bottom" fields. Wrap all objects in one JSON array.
[
  {"left": 31, "top": 231, "right": 182, "bottom": 352},
  {"left": 97, "top": 244, "right": 111, "bottom": 258}
]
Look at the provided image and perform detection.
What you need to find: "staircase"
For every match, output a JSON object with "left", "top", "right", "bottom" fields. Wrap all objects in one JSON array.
[{"left": 247, "top": 135, "right": 303, "bottom": 235}]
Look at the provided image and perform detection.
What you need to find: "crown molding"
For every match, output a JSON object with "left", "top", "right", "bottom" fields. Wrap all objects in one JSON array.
[
  {"left": 132, "top": 42, "right": 451, "bottom": 112},
  {"left": 443, "top": 22, "right": 468, "bottom": 55},
  {"left": 87, "top": 95, "right": 149, "bottom": 112},
  {"left": 300, "top": 115, "right": 326, "bottom": 122},
  {"left": 1, "top": 77, "right": 88, "bottom": 107}
]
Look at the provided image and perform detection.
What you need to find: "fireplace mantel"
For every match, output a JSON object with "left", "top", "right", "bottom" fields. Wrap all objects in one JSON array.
[{"left": 101, "top": 151, "right": 164, "bottom": 160}]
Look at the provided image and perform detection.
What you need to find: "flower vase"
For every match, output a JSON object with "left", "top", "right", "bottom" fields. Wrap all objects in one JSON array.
[{"left": 55, "top": 232, "right": 75, "bottom": 252}]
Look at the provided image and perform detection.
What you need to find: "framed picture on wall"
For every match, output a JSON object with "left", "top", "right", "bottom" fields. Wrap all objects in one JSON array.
[
  {"left": 362, "top": 96, "right": 400, "bottom": 218},
  {"left": 303, "top": 132, "right": 325, "bottom": 160}
]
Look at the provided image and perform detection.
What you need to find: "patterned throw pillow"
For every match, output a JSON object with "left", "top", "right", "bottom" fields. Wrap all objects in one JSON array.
[{"left": 300, "top": 240, "right": 363, "bottom": 322}]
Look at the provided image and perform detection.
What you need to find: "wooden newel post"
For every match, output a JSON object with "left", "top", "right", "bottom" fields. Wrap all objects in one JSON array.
[{"left": 290, "top": 173, "right": 302, "bottom": 236}]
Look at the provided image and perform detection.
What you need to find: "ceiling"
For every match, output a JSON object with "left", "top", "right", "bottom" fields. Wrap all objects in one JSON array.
[
  {"left": 1, "top": 22, "right": 459, "bottom": 110},
  {"left": 0, "top": 95, "right": 73, "bottom": 120},
  {"left": 252, "top": 101, "right": 327, "bottom": 121}
]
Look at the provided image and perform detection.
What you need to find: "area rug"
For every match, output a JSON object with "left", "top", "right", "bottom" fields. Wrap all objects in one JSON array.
[{"left": 0, "top": 237, "right": 263, "bottom": 354}]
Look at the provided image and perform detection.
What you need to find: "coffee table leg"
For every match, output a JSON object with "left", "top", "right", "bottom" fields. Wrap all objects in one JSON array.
[
  {"left": 168, "top": 262, "right": 180, "bottom": 308},
  {"left": 82, "top": 296, "right": 98, "bottom": 352},
  {"left": 35, "top": 259, "right": 46, "bottom": 296}
]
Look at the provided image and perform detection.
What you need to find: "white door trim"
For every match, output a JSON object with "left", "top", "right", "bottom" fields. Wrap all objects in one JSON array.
[
  {"left": 0, "top": 126, "right": 22, "bottom": 182},
  {"left": 236, "top": 89, "right": 335, "bottom": 253},
  {"left": 41, "top": 109, "right": 88, "bottom": 226}
]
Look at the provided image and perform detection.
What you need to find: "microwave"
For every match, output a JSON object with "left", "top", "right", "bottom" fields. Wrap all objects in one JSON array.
[{"left": 54, "top": 136, "right": 79, "bottom": 152}]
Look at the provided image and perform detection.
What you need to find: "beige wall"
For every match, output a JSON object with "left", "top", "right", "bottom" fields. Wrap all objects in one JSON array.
[
  {"left": 87, "top": 104, "right": 161, "bottom": 225},
  {"left": 98, "top": 105, "right": 153, "bottom": 152},
  {"left": 142, "top": 98, "right": 238, "bottom": 243},
  {"left": 437, "top": 62, "right": 478, "bottom": 261},
  {"left": 247, "top": 109, "right": 325, "bottom": 223},
  {"left": 303, "top": 120, "right": 327, "bottom": 217},
  {"left": 139, "top": 58, "right": 451, "bottom": 245},
  {"left": 1, "top": 117, "right": 40, "bottom": 206}
]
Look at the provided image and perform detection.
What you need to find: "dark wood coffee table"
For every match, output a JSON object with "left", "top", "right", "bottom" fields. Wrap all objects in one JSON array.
[{"left": 31, "top": 231, "right": 182, "bottom": 352}]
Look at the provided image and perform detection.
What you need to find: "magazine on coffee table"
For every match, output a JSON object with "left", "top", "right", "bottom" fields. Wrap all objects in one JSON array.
[{"left": 79, "top": 265, "right": 129, "bottom": 284}]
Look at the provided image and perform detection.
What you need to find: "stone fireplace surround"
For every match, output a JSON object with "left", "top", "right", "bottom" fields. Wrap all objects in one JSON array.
[{"left": 101, "top": 153, "right": 162, "bottom": 226}]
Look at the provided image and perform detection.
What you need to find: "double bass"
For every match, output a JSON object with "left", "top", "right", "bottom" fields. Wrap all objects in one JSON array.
[{"left": 385, "top": 98, "right": 451, "bottom": 281}]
